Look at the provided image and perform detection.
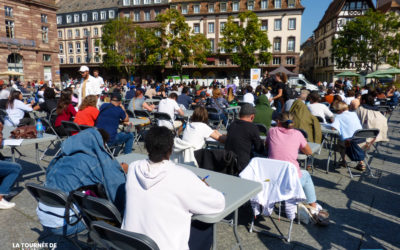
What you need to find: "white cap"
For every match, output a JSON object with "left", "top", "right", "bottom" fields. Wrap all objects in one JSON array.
[{"left": 78, "top": 65, "right": 89, "bottom": 72}]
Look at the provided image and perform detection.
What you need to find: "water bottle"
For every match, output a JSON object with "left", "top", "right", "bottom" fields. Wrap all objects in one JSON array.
[{"left": 36, "top": 119, "right": 43, "bottom": 138}]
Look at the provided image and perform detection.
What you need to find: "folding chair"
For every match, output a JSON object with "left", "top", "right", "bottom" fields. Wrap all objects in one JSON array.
[
  {"left": 0, "top": 109, "right": 7, "bottom": 122},
  {"left": 296, "top": 129, "right": 321, "bottom": 173},
  {"left": 240, "top": 158, "right": 306, "bottom": 242},
  {"left": 126, "top": 109, "right": 135, "bottom": 118},
  {"left": 39, "top": 117, "right": 64, "bottom": 160},
  {"left": 61, "top": 121, "right": 81, "bottom": 136},
  {"left": 79, "top": 125, "right": 93, "bottom": 131},
  {"left": 345, "top": 129, "right": 379, "bottom": 179},
  {"left": 90, "top": 221, "right": 159, "bottom": 250},
  {"left": 153, "top": 112, "right": 177, "bottom": 134},
  {"left": 206, "top": 107, "right": 223, "bottom": 129},
  {"left": 133, "top": 110, "right": 152, "bottom": 145},
  {"left": 254, "top": 123, "right": 268, "bottom": 135}
]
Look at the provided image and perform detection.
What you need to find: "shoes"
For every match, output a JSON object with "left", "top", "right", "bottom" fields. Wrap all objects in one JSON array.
[
  {"left": 0, "top": 198, "right": 15, "bottom": 209},
  {"left": 297, "top": 203, "right": 311, "bottom": 224},
  {"left": 356, "top": 163, "right": 366, "bottom": 172},
  {"left": 304, "top": 203, "right": 330, "bottom": 226}
]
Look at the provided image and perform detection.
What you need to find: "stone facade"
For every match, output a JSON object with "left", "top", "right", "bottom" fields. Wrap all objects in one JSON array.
[{"left": 0, "top": 0, "right": 60, "bottom": 83}]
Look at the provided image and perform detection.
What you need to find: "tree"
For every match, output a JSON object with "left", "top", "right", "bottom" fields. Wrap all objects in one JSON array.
[
  {"left": 332, "top": 10, "right": 400, "bottom": 72},
  {"left": 220, "top": 11, "right": 272, "bottom": 76},
  {"left": 101, "top": 18, "right": 162, "bottom": 77},
  {"left": 156, "top": 9, "right": 210, "bottom": 80}
]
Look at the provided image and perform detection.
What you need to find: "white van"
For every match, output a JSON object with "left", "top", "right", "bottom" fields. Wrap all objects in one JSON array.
[{"left": 288, "top": 75, "right": 318, "bottom": 91}]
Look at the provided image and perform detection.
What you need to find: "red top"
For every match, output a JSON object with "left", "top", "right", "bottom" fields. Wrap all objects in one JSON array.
[
  {"left": 55, "top": 104, "right": 77, "bottom": 127},
  {"left": 74, "top": 106, "right": 99, "bottom": 127}
]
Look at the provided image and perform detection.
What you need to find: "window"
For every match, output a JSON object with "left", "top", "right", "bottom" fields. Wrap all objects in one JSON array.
[
  {"left": 261, "top": 0, "right": 268, "bottom": 9},
  {"left": 193, "top": 5, "right": 200, "bottom": 13},
  {"left": 41, "top": 14, "right": 48, "bottom": 23},
  {"left": 59, "top": 44, "right": 63, "bottom": 54},
  {"left": 219, "top": 59, "right": 226, "bottom": 65},
  {"left": 208, "top": 3, "right": 214, "bottom": 13},
  {"left": 77, "top": 56, "right": 81, "bottom": 63},
  {"left": 69, "top": 57, "right": 74, "bottom": 64},
  {"left": 144, "top": 0, "right": 150, "bottom": 4},
  {"left": 67, "top": 29, "right": 72, "bottom": 38},
  {"left": 144, "top": 11, "right": 150, "bottom": 21},
  {"left": 261, "top": 20, "right": 268, "bottom": 30},
  {"left": 123, "top": 0, "right": 130, "bottom": 6},
  {"left": 220, "top": 2, "right": 227, "bottom": 12},
  {"left": 43, "top": 54, "right": 51, "bottom": 62},
  {"left": 220, "top": 46, "right": 225, "bottom": 53},
  {"left": 57, "top": 16, "right": 62, "bottom": 24},
  {"left": 84, "top": 42, "right": 88, "bottom": 52},
  {"left": 134, "top": 0, "right": 140, "bottom": 5},
  {"left": 220, "top": 22, "right": 226, "bottom": 32},
  {"left": 274, "top": 0, "right": 281, "bottom": 8},
  {"left": 100, "top": 11, "right": 106, "bottom": 20},
  {"left": 288, "top": 18, "right": 296, "bottom": 30},
  {"left": 5, "top": 6, "right": 13, "bottom": 17},
  {"left": 209, "top": 39, "right": 215, "bottom": 52},
  {"left": 171, "top": 5, "right": 176, "bottom": 9},
  {"left": 86, "top": 56, "right": 90, "bottom": 63},
  {"left": 155, "top": 10, "right": 160, "bottom": 16},
  {"left": 72, "top": 14, "right": 78, "bottom": 23},
  {"left": 42, "top": 26, "right": 48, "bottom": 43},
  {"left": 60, "top": 58, "right": 64, "bottom": 64},
  {"left": 182, "top": 5, "right": 188, "bottom": 14},
  {"left": 94, "top": 44, "right": 99, "bottom": 53},
  {"left": 124, "top": 12, "right": 130, "bottom": 19},
  {"left": 94, "top": 27, "right": 99, "bottom": 36},
  {"left": 155, "top": 30, "right": 161, "bottom": 37},
  {"left": 75, "top": 29, "right": 80, "bottom": 37},
  {"left": 92, "top": 12, "right": 98, "bottom": 21},
  {"left": 288, "top": 0, "right": 295, "bottom": 8},
  {"left": 193, "top": 23, "right": 200, "bottom": 33},
  {"left": 76, "top": 42, "right": 81, "bottom": 53},
  {"left": 274, "top": 19, "right": 282, "bottom": 30},
  {"left": 273, "top": 57, "right": 281, "bottom": 65},
  {"left": 208, "top": 22, "right": 214, "bottom": 33},
  {"left": 247, "top": 1, "right": 254, "bottom": 10},
  {"left": 287, "top": 37, "right": 295, "bottom": 51},
  {"left": 232, "top": 2, "right": 239, "bottom": 11},
  {"left": 155, "top": 0, "right": 161, "bottom": 3},
  {"left": 95, "top": 56, "right": 100, "bottom": 63},
  {"left": 84, "top": 28, "right": 89, "bottom": 36},
  {"left": 66, "top": 15, "right": 72, "bottom": 23},
  {"left": 134, "top": 12, "right": 140, "bottom": 21},
  {"left": 287, "top": 57, "right": 295, "bottom": 65},
  {"left": 58, "top": 30, "right": 62, "bottom": 38},
  {"left": 109, "top": 10, "right": 115, "bottom": 19},
  {"left": 273, "top": 37, "right": 281, "bottom": 51},
  {"left": 82, "top": 13, "right": 87, "bottom": 22},
  {"left": 68, "top": 43, "right": 73, "bottom": 53}
]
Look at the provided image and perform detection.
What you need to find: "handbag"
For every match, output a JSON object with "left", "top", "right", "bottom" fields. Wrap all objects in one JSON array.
[
  {"left": 345, "top": 138, "right": 366, "bottom": 161},
  {"left": 10, "top": 126, "right": 37, "bottom": 139}
]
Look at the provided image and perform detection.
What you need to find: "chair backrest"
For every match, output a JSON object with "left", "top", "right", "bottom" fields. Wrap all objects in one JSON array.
[
  {"left": 352, "top": 129, "right": 379, "bottom": 140},
  {"left": 79, "top": 125, "right": 93, "bottom": 131},
  {"left": 134, "top": 110, "right": 151, "bottom": 119},
  {"left": 206, "top": 107, "right": 219, "bottom": 114},
  {"left": 0, "top": 109, "right": 7, "bottom": 120},
  {"left": 296, "top": 128, "right": 308, "bottom": 139},
  {"left": 153, "top": 111, "right": 172, "bottom": 122},
  {"left": 0, "top": 99, "right": 7, "bottom": 109},
  {"left": 72, "top": 191, "right": 122, "bottom": 227},
  {"left": 61, "top": 121, "right": 81, "bottom": 136},
  {"left": 40, "top": 117, "right": 59, "bottom": 136},
  {"left": 152, "top": 96, "right": 162, "bottom": 100},
  {"left": 126, "top": 109, "right": 135, "bottom": 118},
  {"left": 49, "top": 108, "right": 58, "bottom": 127},
  {"left": 90, "top": 221, "right": 159, "bottom": 250},
  {"left": 25, "top": 183, "right": 68, "bottom": 208},
  {"left": 254, "top": 123, "right": 268, "bottom": 135},
  {"left": 315, "top": 116, "right": 324, "bottom": 123}
]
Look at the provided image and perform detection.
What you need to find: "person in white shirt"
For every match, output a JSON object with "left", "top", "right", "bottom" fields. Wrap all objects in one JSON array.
[
  {"left": 182, "top": 106, "right": 226, "bottom": 150},
  {"left": 344, "top": 90, "right": 355, "bottom": 106},
  {"left": 307, "top": 91, "right": 334, "bottom": 123},
  {"left": 0, "top": 84, "right": 10, "bottom": 100},
  {"left": 243, "top": 85, "right": 255, "bottom": 106},
  {"left": 77, "top": 66, "right": 101, "bottom": 106},
  {"left": 157, "top": 93, "right": 184, "bottom": 132},
  {"left": 5, "top": 90, "right": 35, "bottom": 126},
  {"left": 122, "top": 126, "right": 225, "bottom": 250},
  {"left": 93, "top": 69, "right": 104, "bottom": 88}
]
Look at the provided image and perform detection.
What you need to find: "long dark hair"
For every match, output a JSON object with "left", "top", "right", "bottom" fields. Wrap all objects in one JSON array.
[
  {"left": 56, "top": 89, "right": 72, "bottom": 115},
  {"left": 7, "top": 90, "right": 21, "bottom": 109}
]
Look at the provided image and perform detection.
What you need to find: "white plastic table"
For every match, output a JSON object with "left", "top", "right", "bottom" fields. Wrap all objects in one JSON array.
[
  {"left": 116, "top": 153, "right": 262, "bottom": 250},
  {"left": 321, "top": 124, "right": 340, "bottom": 173},
  {"left": 129, "top": 117, "right": 150, "bottom": 126}
]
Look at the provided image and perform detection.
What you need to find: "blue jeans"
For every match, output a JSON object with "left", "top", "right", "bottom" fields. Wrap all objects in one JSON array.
[
  {"left": 43, "top": 220, "right": 86, "bottom": 236},
  {"left": 300, "top": 170, "right": 316, "bottom": 204},
  {"left": 209, "top": 113, "right": 228, "bottom": 127},
  {"left": 108, "top": 132, "right": 134, "bottom": 154},
  {"left": 0, "top": 161, "right": 22, "bottom": 195}
]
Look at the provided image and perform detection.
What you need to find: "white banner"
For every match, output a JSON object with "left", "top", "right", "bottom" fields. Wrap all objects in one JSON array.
[{"left": 250, "top": 68, "right": 261, "bottom": 89}]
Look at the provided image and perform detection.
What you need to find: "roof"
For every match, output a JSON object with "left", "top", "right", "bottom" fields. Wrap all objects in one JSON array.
[
  {"left": 57, "top": 0, "right": 118, "bottom": 14},
  {"left": 314, "top": 0, "right": 375, "bottom": 32},
  {"left": 377, "top": 0, "right": 400, "bottom": 12},
  {"left": 269, "top": 65, "right": 298, "bottom": 76}
]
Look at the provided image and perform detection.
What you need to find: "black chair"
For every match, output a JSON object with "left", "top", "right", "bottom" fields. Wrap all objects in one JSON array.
[
  {"left": 0, "top": 109, "right": 7, "bottom": 121},
  {"left": 126, "top": 109, "right": 135, "bottom": 118},
  {"left": 315, "top": 116, "right": 324, "bottom": 123},
  {"left": 61, "top": 121, "right": 81, "bottom": 136},
  {"left": 377, "top": 105, "right": 391, "bottom": 117},
  {"left": 79, "top": 125, "right": 93, "bottom": 131},
  {"left": 40, "top": 117, "right": 64, "bottom": 160},
  {"left": 90, "top": 221, "right": 159, "bottom": 250},
  {"left": 206, "top": 107, "right": 223, "bottom": 129},
  {"left": 254, "top": 123, "right": 268, "bottom": 135},
  {"left": 152, "top": 96, "right": 162, "bottom": 100},
  {"left": 72, "top": 191, "right": 122, "bottom": 228},
  {"left": 123, "top": 99, "right": 131, "bottom": 109},
  {"left": 153, "top": 112, "right": 177, "bottom": 134},
  {"left": 0, "top": 99, "right": 7, "bottom": 110}
]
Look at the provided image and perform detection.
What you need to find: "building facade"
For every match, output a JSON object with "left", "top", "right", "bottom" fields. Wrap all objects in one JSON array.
[
  {"left": 56, "top": 0, "right": 118, "bottom": 80},
  {"left": 299, "top": 36, "right": 314, "bottom": 81},
  {"left": 311, "top": 0, "right": 375, "bottom": 83},
  {"left": 0, "top": 0, "right": 60, "bottom": 83}
]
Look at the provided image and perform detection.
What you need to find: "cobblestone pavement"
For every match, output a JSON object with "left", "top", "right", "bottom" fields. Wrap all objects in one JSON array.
[{"left": 1, "top": 110, "right": 399, "bottom": 250}]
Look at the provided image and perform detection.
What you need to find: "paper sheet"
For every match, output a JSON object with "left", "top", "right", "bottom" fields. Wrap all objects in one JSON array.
[{"left": 3, "top": 139, "right": 24, "bottom": 146}]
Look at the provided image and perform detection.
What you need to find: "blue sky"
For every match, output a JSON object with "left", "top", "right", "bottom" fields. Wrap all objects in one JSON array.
[{"left": 300, "top": 0, "right": 377, "bottom": 44}]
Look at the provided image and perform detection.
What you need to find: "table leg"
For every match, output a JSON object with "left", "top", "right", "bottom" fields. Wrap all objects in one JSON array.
[
  {"left": 326, "top": 136, "right": 333, "bottom": 174},
  {"left": 11, "top": 147, "right": 16, "bottom": 162},
  {"left": 232, "top": 209, "right": 243, "bottom": 250},
  {"left": 212, "top": 223, "right": 217, "bottom": 250}
]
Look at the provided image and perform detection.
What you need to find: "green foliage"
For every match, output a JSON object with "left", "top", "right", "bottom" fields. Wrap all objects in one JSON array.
[
  {"left": 101, "top": 18, "right": 162, "bottom": 76},
  {"left": 220, "top": 11, "right": 272, "bottom": 74},
  {"left": 156, "top": 9, "right": 210, "bottom": 78},
  {"left": 332, "top": 10, "right": 400, "bottom": 71}
]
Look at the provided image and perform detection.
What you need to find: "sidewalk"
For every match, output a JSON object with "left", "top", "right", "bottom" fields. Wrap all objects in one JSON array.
[{"left": 1, "top": 110, "right": 399, "bottom": 250}]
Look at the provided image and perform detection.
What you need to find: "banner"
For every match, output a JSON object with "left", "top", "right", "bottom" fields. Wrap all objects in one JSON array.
[{"left": 250, "top": 68, "right": 261, "bottom": 89}]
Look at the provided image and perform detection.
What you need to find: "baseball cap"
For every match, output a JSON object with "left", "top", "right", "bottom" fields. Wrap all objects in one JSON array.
[
  {"left": 78, "top": 65, "right": 89, "bottom": 72},
  {"left": 111, "top": 93, "right": 122, "bottom": 102},
  {"left": 239, "top": 103, "right": 256, "bottom": 117},
  {"left": 200, "top": 91, "right": 206, "bottom": 97}
]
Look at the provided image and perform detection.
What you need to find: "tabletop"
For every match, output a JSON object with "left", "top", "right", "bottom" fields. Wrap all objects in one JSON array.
[
  {"left": 321, "top": 124, "right": 340, "bottom": 135},
  {"left": 129, "top": 117, "right": 150, "bottom": 126},
  {"left": 2, "top": 126, "right": 57, "bottom": 147},
  {"left": 116, "top": 153, "right": 262, "bottom": 224}
]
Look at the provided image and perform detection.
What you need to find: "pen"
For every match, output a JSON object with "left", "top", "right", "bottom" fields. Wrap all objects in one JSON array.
[{"left": 202, "top": 175, "right": 209, "bottom": 181}]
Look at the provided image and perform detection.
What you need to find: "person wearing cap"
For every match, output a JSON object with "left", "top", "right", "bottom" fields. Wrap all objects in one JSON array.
[
  {"left": 96, "top": 93, "right": 134, "bottom": 154},
  {"left": 77, "top": 65, "right": 101, "bottom": 106},
  {"left": 225, "top": 103, "right": 264, "bottom": 171}
]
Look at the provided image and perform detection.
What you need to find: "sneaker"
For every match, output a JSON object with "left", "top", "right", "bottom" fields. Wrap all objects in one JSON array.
[
  {"left": 0, "top": 198, "right": 15, "bottom": 209},
  {"left": 297, "top": 203, "right": 312, "bottom": 224}
]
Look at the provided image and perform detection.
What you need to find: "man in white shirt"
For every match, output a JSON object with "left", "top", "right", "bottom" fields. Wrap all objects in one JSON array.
[
  {"left": 158, "top": 93, "right": 184, "bottom": 132},
  {"left": 122, "top": 126, "right": 225, "bottom": 250},
  {"left": 93, "top": 69, "right": 104, "bottom": 88},
  {"left": 243, "top": 85, "right": 255, "bottom": 106},
  {"left": 77, "top": 66, "right": 101, "bottom": 106},
  {"left": 307, "top": 91, "right": 334, "bottom": 123}
]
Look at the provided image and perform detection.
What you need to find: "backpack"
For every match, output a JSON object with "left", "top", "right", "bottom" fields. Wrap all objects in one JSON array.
[{"left": 283, "top": 85, "right": 295, "bottom": 100}]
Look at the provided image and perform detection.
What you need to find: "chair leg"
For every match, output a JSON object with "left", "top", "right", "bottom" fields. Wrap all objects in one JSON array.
[
  {"left": 278, "top": 202, "right": 281, "bottom": 221},
  {"left": 249, "top": 216, "right": 255, "bottom": 233},
  {"left": 287, "top": 219, "right": 294, "bottom": 242}
]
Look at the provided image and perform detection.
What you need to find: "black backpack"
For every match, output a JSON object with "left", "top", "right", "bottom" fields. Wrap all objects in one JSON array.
[{"left": 283, "top": 85, "right": 295, "bottom": 100}]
